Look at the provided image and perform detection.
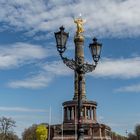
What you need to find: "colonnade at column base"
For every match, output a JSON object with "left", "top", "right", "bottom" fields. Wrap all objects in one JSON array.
[
  {"left": 52, "top": 137, "right": 111, "bottom": 140},
  {"left": 51, "top": 123, "right": 111, "bottom": 140},
  {"left": 48, "top": 99, "right": 111, "bottom": 140},
  {"left": 63, "top": 100, "right": 98, "bottom": 124}
]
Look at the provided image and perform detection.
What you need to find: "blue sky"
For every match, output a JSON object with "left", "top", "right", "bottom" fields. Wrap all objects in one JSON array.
[{"left": 0, "top": 0, "right": 140, "bottom": 138}]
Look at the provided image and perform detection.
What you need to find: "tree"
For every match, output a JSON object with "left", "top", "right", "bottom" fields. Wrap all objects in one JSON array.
[
  {"left": 135, "top": 124, "right": 140, "bottom": 140},
  {"left": 22, "top": 123, "right": 49, "bottom": 140},
  {"left": 22, "top": 124, "right": 37, "bottom": 140},
  {"left": 0, "top": 132, "right": 19, "bottom": 140},
  {"left": 0, "top": 116, "right": 19, "bottom": 140},
  {"left": 0, "top": 117, "right": 16, "bottom": 135},
  {"left": 36, "top": 125, "right": 48, "bottom": 140},
  {"left": 128, "top": 133, "right": 137, "bottom": 140},
  {"left": 127, "top": 124, "right": 140, "bottom": 140}
]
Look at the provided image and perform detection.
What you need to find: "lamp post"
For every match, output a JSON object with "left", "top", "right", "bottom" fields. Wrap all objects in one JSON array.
[{"left": 54, "top": 18, "right": 102, "bottom": 140}]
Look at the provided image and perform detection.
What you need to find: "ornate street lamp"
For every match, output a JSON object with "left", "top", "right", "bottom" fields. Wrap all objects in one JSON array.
[
  {"left": 54, "top": 26, "right": 69, "bottom": 54},
  {"left": 54, "top": 18, "right": 102, "bottom": 140},
  {"left": 89, "top": 38, "right": 102, "bottom": 64}
]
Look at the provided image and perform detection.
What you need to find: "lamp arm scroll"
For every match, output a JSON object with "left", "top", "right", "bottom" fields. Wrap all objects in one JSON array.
[
  {"left": 60, "top": 53, "right": 96, "bottom": 74},
  {"left": 82, "top": 63, "right": 96, "bottom": 73},
  {"left": 60, "top": 53, "right": 76, "bottom": 71}
]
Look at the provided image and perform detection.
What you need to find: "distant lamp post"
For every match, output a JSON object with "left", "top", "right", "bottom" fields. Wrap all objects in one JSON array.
[
  {"left": 54, "top": 17, "right": 102, "bottom": 140},
  {"left": 125, "top": 130, "right": 128, "bottom": 137}
]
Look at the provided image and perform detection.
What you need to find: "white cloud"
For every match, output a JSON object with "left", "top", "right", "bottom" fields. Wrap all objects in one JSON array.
[
  {"left": 8, "top": 56, "right": 140, "bottom": 89},
  {"left": 115, "top": 83, "right": 140, "bottom": 93},
  {"left": 8, "top": 73, "right": 53, "bottom": 89},
  {"left": 0, "top": 42, "right": 54, "bottom": 69},
  {"left": 92, "top": 57, "right": 140, "bottom": 79},
  {"left": 8, "top": 60, "right": 72, "bottom": 89},
  {"left": 43, "top": 61, "right": 72, "bottom": 76},
  {"left": 0, "top": 106, "right": 48, "bottom": 113},
  {"left": 0, "top": 0, "right": 140, "bottom": 37}
]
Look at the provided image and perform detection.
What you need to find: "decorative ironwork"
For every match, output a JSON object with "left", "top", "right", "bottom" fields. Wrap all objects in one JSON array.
[
  {"left": 60, "top": 54, "right": 96, "bottom": 74},
  {"left": 60, "top": 54, "right": 76, "bottom": 71}
]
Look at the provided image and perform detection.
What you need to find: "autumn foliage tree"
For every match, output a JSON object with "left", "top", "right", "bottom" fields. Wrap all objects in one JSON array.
[
  {"left": 22, "top": 123, "right": 48, "bottom": 140},
  {"left": 36, "top": 125, "right": 48, "bottom": 140}
]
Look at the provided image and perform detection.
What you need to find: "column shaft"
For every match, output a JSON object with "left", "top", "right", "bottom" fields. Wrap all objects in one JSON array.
[
  {"left": 73, "top": 35, "right": 86, "bottom": 100},
  {"left": 93, "top": 107, "right": 97, "bottom": 122},
  {"left": 71, "top": 107, "right": 74, "bottom": 120}
]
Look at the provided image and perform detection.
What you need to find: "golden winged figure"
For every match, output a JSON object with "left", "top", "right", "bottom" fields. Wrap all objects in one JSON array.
[{"left": 74, "top": 17, "right": 86, "bottom": 35}]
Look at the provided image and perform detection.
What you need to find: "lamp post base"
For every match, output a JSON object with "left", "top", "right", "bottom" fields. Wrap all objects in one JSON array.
[{"left": 78, "top": 127, "right": 84, "bottom": 140}]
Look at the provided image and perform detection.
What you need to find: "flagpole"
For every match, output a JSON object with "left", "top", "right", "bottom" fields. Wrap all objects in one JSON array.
[
  {"left": 62, "top": 106, "right": 64, "bottom": 140},
  {"left": 48, "top": 106, "right": 51, "bottom": 140},
  {"left": 75, "top": 110, "right": 77, "bottom": 140}
]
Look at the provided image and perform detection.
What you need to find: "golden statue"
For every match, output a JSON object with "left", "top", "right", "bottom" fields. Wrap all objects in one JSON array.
[{"left": 74, "top": 17, "right": 86, "bottom": 35}]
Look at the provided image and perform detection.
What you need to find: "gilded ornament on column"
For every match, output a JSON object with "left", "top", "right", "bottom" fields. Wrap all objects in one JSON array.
[{"left": 74, "top": 17, "right": 86, "bottom": 35}]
